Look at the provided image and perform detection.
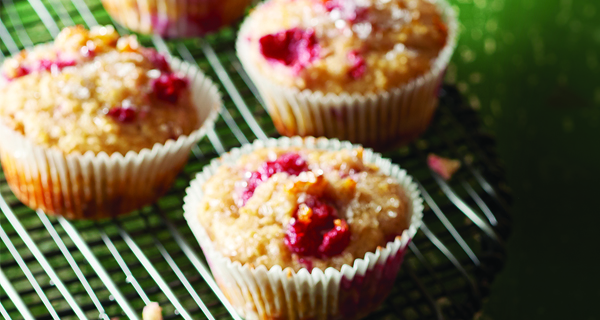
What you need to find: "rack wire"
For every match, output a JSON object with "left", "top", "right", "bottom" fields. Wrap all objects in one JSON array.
[{"left": 0, "top": 0, "right": 511, "bottom": 319}]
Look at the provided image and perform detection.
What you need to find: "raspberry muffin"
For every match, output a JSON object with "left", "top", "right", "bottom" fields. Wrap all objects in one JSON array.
[
  {"left": 0, "top": 25, "right": 221, "bottom": 219},
  {"left": 237, "top": 0, "right": 458, "bottom": 146},
  {"left": 101, "top": 0, "right": 252, "bottom": 38},
  {"left": 184, "top": 137, "right": 423, "bottom": 320}
]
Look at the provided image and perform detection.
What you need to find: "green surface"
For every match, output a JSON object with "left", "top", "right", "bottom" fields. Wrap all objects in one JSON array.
[{"left": 448, "top": 0, "right": 600, "bottom": 318}]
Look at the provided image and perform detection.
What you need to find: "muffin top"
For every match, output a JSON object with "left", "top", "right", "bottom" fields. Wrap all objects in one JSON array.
[
  {"left": 239, "top": 0, "right": 449, "bottom": 94},
  {"left": 0, "top": 25, "right": 198, "bottom": 155},
  {"left": 195, "top": 147, "right": 411, "bottom": 271}
]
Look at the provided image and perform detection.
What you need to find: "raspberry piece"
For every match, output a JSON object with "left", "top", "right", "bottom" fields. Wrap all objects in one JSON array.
[
  {"left": 240, "top": 171, "right": 264, "bottom": 206},
  {"left": 427, "top": 153, "right": 461, "bottom": 180},
  {"left": 5, "top": 58, "right": 76, "bottom": 79},
  {"left": 4, "top": 65, "right": 31, "bottom": 80},
  {"left": 259, "top": 28, "right": 320, "bottom": 71},
  {"left": 318, "top": 219, "right": 351, "bottom": 257},
  {"left": 284, "top": 196, "right": 350, "bottom": 258},
  {"left": 347, "top": 50, "right": 366, "bottom": 79},
  {"left": 239, "top": 153, "right": 309, "bottom": 206},
  {"left": 260, "top": 152, "right": 309, "bottom": 177},
  {"left": 107, "top": 107, "right": 136, "bottom": 123},
  {"left": 304, "top": 196, "right": 337, "bottom": 229},
  {"left": 284, "top": 218, "right": 320, "bottom": 256},
  {"left": 141, "top": 48, "right": 171, "bottom": 73},
  {"left": 16, "top": 66, "right": 31, "bottom": 77},
  {"left": 36, "top": 59, "right": 77, "bottom": 72},
  {"left": 152, "top": 73, "right": 188, "bottom": 103},
  {"left": 322, "top": 0, "right": 341, "bottom": 11}
]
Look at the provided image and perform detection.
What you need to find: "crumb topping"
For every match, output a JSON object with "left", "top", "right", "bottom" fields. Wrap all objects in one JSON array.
[
  {"left": 242, "top": 0, "right": 450, "bottom": 94},
  {"left": 0, "top": 25, "right": 198, "bottom": 154},
  {"left": 196, "top": 147, "right": 411, "bottom": 271}
]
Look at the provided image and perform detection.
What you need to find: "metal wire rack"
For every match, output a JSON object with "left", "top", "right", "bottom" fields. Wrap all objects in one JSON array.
[{"left": 0, "top": 0, "right": 511, "bottom": 319}]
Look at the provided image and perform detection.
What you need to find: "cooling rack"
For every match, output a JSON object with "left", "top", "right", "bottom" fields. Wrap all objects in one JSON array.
[{"left": 0, "top": 0, "right": 511, "bottom": 319}]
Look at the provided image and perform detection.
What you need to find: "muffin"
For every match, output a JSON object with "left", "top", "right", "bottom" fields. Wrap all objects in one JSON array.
[
  {"left": 0, "top": 25, "right": 221, "bottom": 219},
  {"left": 184, "top": 137, "right": 423, "bottom": 320},
  {"left": 236, "top": 0, "right": 458, "bottom": 147},
  {"left": 101, "top": 0, "right": 253, "bottom": 38}
]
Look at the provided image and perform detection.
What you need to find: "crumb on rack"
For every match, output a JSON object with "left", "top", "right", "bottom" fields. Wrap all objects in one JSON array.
[
  {"left": 427, "top": 153, "right": 461, "bottom": 180},
  {"left": 142, "top": 302, "right": 163, "bottom": 320}
]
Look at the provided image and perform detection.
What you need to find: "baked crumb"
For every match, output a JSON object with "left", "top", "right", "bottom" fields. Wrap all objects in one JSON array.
[
  {"left": 0, "top": 25, "right": 198, "bottom": 155},
  {"left": 196, "top": 147, "right": 412, "bottom": 271},
  {"left": 241, "top": 0, "right": 449, "bottom": 94},
  {"left": 142, "top": 302, "right": 163, "bottom": 320},
  {"left": 427, "top": 153, "right": 461, "bottom": 180}
]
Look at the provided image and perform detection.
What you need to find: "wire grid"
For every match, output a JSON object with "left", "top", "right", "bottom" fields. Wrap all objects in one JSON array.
[{"left": 0, "top": 0, "right": 511, "bottom": 319}]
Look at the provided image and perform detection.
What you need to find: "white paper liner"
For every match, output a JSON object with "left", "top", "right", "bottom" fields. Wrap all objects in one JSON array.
[
  {"left": 183, "top": 136, "right": 424, "bottom": 320},
  {"left": 0, "top": 57, "right": 222, "bottom": 219},
  {"left": 236, "top": 0, "right": 458, "bottom": 147},
  {"left": 101, "top": 0, "right": 251, "bottom": 38}
]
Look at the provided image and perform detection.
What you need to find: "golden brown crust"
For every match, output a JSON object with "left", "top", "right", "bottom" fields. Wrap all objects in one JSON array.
[
  {"left": 0, "top": 26, "right": 199, "bottom": 155},
  {"left": 241, "top": 0, "right": 449, "bottom": 94},
  {"left": 196, "top": 147, "right": 411, "bottom": 271}
]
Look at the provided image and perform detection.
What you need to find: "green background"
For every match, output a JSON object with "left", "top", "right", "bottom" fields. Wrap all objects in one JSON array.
[{"left": 448, "top": 0, "right": 599, "bottom": 318}]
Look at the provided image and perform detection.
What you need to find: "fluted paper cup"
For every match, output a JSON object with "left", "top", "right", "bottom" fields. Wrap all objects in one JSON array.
[
  {"left": 0, "top": 57, "right": 222, "bottom": 219},
  {"left": 236, "top": 0, "right": 458, "bottom": 147},
  {"left": 101, "top": 0, "right": 252, "bottom": 38},
  {"left": 183, "top": 136, "right": 424, "bottom": 320}
]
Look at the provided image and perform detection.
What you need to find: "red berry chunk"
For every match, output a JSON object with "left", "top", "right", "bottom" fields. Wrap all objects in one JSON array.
[
  {"left": 284, "top": 217, "right": 321, "bottom": 256},
  {"left": 152, "top": 73, "right": 188, "bottom": 103},
  {"left": 259, "top": 28, "right": 320, "bottom": 71},
  {"left": 5, "top": 58, "right": 76, "bottom": 80},
  {"left": 318, "top": 219, "right": 351, "bottom": 256},
  {"left": 284, "top": 196, "right": 352, "bottom": 258},
  {"left": 4, "top": 65, "right": 31, "bottom": 80},
  {"left": 303, "top": 196, "right": 337, "bottom": 229},
  {"left": 36, "top": 59, "right": 77, "bottom": 72},
  {"left": 240, "top": 153, "right": 309, "bottom": 206},
  {"left": 107, "top": 107, "right": 136, "bottom": 123},
  {"left": 141, "top": 48, "right": 171, "bottom": 73},
  {"left": 260, "top": 152, "right": 309, "bottom": 177},
  {"left": 347, "top": 50, "right": 366, "bottom": 79},
  {"left": 240, "top": 171, "right": 264, "bottom": 207},
  {"left": 322, "top": 0, "right": 341, "bottom": 11}
]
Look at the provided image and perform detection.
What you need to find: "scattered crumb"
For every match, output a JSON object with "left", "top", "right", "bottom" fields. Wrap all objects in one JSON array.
[
  {"left": 142, "top": 302, "right": 163, "bottom": 320},
  {"left": 427, "top": 154, "right": 461, "bottom": 180}
]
